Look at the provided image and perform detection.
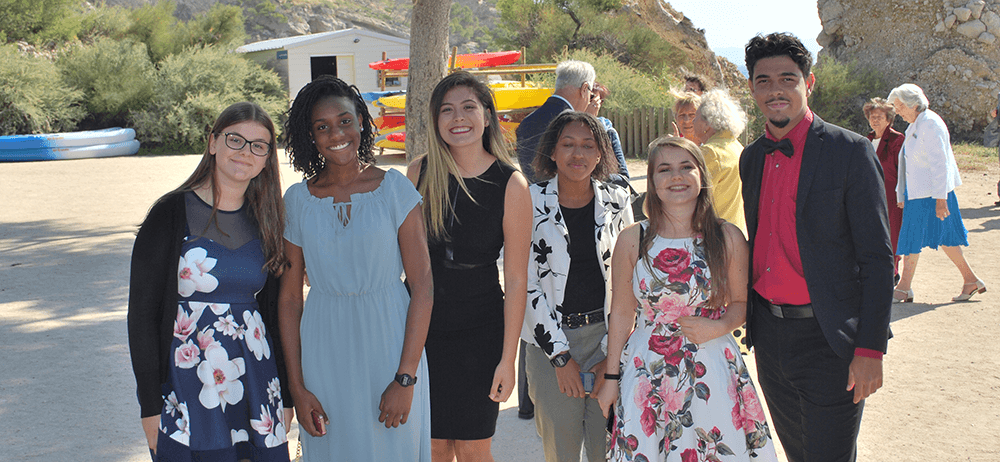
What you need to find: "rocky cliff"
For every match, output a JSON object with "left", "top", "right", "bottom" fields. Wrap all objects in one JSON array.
[{"left": 818, "top": 0, "right": 1000, "bottom": 137}]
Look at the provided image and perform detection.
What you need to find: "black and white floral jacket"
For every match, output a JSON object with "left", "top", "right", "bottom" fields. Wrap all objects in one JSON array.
[{"left": 519, "top": 175, "right": 634, "bottom": 358}]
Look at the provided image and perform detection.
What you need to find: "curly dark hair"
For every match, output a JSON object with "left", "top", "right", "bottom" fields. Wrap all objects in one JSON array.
[
  {"left": 531, "top": 111, "right": 617, "bottom": 181},
  {"left": 284, "top": 75, "right": 376, "bottom": 179},
  {"left": 745, "top": 33, "right": 813, "bottom": 80}
]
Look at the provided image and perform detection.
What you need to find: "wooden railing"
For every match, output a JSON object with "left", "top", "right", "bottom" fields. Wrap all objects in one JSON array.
[{"left": 602, "top": 106, "right": 674, "bottom": 158}]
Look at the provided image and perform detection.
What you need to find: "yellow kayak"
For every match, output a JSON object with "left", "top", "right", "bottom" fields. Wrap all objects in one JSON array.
[
  {"left": 377, "top": 87, "right": 552, "bottom": 111},
  {"left": 372, "top": 121, "right": 520, "bottom": 150}
]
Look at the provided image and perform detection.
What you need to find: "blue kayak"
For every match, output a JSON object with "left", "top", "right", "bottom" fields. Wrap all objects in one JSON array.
[{"left": 0, "top": 128, "right": 140, "bottom": 162}]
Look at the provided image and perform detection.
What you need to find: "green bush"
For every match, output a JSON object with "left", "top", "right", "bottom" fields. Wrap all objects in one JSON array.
[
  {"left": 78, "top": 5, "right": 133, "bottom": 42},
  {"left": 810, "top": 55, "right": 888, "bottom": 134},
  {"left": 0, "top": 45, "right": 84, "bottom": 135},
  {"left": 0, "top": 0, "right": 82, "bottom": 44},
  {"left": 531, "top": 48, "right": 673, "bottom": 112},
  {"left": 58, "top": 38, "right": 156, "bottom": 128},
  {"left": 130, "top": 45, "right": 287, "bottom": 151},
  {"left": 181, "top": 4, "right": 247, "bottom": 50},
  {"left": 126, "top": 1, "right": 180, "bottom": 62}
]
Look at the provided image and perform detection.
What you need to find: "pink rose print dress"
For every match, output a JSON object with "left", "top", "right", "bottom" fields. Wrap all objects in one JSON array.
[
  {"left": 609, "top": 226, "right": 777, "bottom": 462},
  {"left": 157, "top": 195, "right": 288, "bottom": 461}
]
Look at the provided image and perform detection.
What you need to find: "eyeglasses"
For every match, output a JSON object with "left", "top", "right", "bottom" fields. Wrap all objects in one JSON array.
[{"left": 223, "top": 132, "right": 272, "bottom": 157}]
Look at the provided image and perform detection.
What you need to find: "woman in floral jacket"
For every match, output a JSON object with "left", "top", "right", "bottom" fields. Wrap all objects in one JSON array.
[
  {"left": 128, "top": 102, "right": 292, "bottom": 461},
  {"left": 520, "top": 111, "right": 633, "bottom": 462}
]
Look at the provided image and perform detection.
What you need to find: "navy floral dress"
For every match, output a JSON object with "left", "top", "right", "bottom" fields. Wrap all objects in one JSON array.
[{"left": 156, "top": 205, "right": 288, "bottom": 461}]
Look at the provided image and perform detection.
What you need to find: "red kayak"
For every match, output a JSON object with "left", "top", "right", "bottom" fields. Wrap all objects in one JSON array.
[
  {"left": 374, "top": 114, "right": 406, "bottom": 130},
  {"left": 369, "top": 51, "right": 522, "bottom": 70}
]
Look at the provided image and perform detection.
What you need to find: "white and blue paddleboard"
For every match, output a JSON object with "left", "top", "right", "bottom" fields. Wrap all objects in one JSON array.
[{"left": 0, "top": 128, "right": 140, "bottom": 162}]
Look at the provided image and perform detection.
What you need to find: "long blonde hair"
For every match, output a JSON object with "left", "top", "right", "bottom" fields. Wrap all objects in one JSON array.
[
  {"left": 419, "top": 71, "right": 516, "bottom": 241},
  {"left": 641, "top": 136, "right": 728, "bottom": 307},
  {"left": 168, "top": 102, "right": 286, "bottom": 275}
]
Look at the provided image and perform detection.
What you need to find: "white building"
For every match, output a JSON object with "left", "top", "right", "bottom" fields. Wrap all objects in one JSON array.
[{"left": 236, "top": 28, "right": 409, "bottom": 101}]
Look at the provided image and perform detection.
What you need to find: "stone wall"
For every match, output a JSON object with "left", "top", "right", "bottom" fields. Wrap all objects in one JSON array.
[{"left": 817, "top": 0, "right": 1000, "bottom": 138}]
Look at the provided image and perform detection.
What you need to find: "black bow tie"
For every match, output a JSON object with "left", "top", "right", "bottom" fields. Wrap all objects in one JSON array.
[{"left": 760, "top": 137, "right": 793, "bottom": 157}]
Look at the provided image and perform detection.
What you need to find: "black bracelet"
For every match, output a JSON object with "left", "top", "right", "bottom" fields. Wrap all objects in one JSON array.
[{"left": 604, "top": 373, "right": 621, "bottom": 380}]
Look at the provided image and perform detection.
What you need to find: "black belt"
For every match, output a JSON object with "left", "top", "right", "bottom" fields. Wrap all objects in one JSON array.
[
  {"left": 561, "top": 308, "right": 605, "bottom": 328},
  {"left": 755, "top": 291, "right": 814, "bottom": 319}
]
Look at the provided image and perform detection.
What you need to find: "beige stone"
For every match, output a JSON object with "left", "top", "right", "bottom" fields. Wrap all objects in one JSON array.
[
  {"left": 982, "top": 10, "right": 1000, "bottom": 32},
  {"left": 824, "top": 18, "right": 843, "bottom": 35},
  {"left": 945, "top": 13, "right": 958, "bottom": 28},
  {"left": 955, "top": 6, "right": 973, "bottom": 21},
  {"left": 957, "top": 18, "right": 987, "bottom": 37},
  {"left": 969, "top": 0, "right": 987, "bottom": 18},
  {"left": 978, "top": 31, "right": 997, "bottom": 42}
]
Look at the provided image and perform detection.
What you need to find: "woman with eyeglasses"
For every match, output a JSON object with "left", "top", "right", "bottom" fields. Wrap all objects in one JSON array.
[
  {"left": 279, "top": 76, "right": 433, "bottom": 461},
  {"left": 128, "top": 102, "right": 293, "bottom": 461}
]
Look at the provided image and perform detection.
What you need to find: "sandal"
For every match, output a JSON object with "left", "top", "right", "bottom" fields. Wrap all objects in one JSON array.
[
  {"left": 952, "top": 280, "right": 986, "bottom": 302},
  {"left": 892, "top": 288, "right": 914, "bottom": 303}
]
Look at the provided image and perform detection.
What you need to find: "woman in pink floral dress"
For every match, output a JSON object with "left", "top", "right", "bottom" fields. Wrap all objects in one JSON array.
[{"left": 596, "top": 136, "right": 776, "bottom": 461}]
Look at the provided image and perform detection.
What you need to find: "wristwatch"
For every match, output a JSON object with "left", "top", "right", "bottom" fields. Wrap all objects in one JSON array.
[
  {"left": 550, "top": 351, "right": 572, "bottom": 368},
  {"left": 394, "top": 373, "right": 417, "bottom": 387}
]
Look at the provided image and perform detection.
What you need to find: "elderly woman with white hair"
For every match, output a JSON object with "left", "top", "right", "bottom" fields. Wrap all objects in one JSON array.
[
  {"left": 692, "top": 89, "right": 748, "bottom": 236},
  {"left": 887, "top": 83, "right": 986, "bottom": 303}
]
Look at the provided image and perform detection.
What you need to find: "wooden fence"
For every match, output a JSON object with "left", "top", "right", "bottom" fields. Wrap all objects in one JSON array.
[{"left": 602, "top": 106, "right": 674, "bottom": 158}]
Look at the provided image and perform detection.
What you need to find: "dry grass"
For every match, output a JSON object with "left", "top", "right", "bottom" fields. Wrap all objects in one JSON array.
[{"left": 953, "top": 142, "right": 998, "bottom": 172}]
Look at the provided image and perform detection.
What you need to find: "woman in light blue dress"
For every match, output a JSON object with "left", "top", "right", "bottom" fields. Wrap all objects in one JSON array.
[{"left": 278, "top": 76, "right": 433, "bottom": 461}]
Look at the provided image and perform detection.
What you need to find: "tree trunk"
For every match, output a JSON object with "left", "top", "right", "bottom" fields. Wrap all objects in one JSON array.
[{"left": 405, "top": 0, "right": 451, "bottom": 160}]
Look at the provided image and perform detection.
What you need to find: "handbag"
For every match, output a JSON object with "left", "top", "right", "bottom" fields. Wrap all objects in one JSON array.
[{"left": 986, "top": 115, "right": 1000, "bottom": 148}]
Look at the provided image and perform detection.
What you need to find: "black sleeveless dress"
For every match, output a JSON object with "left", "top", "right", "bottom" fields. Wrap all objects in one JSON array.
[{"left": 422, "top": 160, "right": 514, "bottom": 440}]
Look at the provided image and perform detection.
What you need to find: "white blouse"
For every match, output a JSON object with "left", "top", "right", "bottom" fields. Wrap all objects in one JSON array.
[{"left": 897, "top": 109, "right": 962, "bottom": 200}]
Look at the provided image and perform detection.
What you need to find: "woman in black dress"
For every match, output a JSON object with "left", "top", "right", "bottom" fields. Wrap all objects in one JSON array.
[{"left": 406, "top": 71, "right": 531, "bottom": 461}]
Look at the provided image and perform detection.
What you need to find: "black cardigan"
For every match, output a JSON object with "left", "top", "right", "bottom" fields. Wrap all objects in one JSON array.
[{"left": 127, "top": 192, "right": 292, "bottom": 417}]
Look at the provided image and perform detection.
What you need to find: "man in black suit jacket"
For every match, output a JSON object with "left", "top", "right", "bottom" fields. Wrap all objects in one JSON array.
[
  {"left": 515, "top": 60, "right": 595, "bottom": 182},
  {"left": 740, "top": 33, "right": 893, "bottom": 462}
]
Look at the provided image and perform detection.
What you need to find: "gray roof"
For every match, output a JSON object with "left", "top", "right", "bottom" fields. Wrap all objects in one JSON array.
[{"left": 235, "top": 28, "right": 409, "bottom": 54}]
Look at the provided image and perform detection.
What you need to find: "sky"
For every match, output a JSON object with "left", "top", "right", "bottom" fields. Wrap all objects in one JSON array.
[{"left": 663, "top": 0, "right": 823, "bottom": 75}]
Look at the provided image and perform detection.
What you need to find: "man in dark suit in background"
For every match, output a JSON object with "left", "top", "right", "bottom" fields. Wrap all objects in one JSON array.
[
  {"left": 739, "top": 33, "right": 893, "bottom": 462},
  {"left": 515, "top": 60, "right": 596, "bottom": 183}
]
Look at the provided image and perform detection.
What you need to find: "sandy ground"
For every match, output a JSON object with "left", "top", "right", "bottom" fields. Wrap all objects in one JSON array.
[{"left": 0, "top": 151, "right": 997, "bottom": 461}]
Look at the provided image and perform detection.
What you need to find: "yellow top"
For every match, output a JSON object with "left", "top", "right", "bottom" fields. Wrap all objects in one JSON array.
[{"left": 701, "top": 130, "right": 747, "bottom": 237}]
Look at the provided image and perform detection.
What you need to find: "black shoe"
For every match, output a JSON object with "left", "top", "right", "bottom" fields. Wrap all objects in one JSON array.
[
  {"left": 517, "top": 409, "right": 534, "bottom": 420},
  {"left": 894, "top": 273, "right": 901, "bottom": 286}
]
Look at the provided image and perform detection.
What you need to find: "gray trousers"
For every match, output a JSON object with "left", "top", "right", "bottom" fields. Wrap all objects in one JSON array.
[{"left": 525, "top": 322, "right": 607, "bottom": 462}]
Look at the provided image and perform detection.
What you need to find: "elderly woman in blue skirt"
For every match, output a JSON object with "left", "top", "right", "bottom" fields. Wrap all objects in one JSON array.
[{"left": 887, "top": 83, "right": 986, "bottom": 303}]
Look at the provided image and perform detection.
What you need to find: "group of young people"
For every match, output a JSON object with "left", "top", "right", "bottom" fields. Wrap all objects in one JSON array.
[{"left": 129, "top": 31, "right": 983, "bottom": 462}]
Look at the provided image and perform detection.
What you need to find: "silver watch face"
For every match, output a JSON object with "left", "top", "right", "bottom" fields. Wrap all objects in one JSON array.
[{"left": 396, "top": 374, "right": 416, "bottom": 387}]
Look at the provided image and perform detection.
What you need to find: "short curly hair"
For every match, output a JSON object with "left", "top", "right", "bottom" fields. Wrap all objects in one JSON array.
[
  {"left": 284, "top": 76, "right": 376, "bottom": 179},
  {"left": 745, "top": 33, "right": 813, "bottom": 79},
  {"left": 862, "top": 97, "right": 896, "bottom": 121}
]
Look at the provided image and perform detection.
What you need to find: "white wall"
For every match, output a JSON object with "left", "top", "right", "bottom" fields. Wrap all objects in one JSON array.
[{"left": 287, "top": 31, "right": 409, "bottom": 102}]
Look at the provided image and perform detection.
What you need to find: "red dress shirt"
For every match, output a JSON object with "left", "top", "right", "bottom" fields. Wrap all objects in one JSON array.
[
  {"left": 752, "top": 110, "right": 884, "bottom": 360},
  {"left": 752, "top": 111, "right": 813, "bottom": 305}
]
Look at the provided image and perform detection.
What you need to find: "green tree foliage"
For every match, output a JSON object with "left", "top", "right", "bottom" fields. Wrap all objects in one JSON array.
[
  {"left": 77, "top": 5, "right": 133, "bottom": 43},
  {"left": 450, "top": 4, "right": 488, "bottom": 45},
  {"left": 183, "top": 4, "right": 247, "bottom": 50},
  {"left": 130, "top": 45, "right": 287, "bottom": 151},
  {"left": 809, "top": 54, "right": 887, "bottom": 134},
  {"left": 533, "top": 48, "right": 672, "bottom": 112},
  {"left": 0, "top": 0, "right": 82, "bottom": 43},
  {"left": 0, "top": 44, "right": 85, "bottom": 135},
  {"left": 58, "top": 39, "right": 156, "bottom": 128},
  {"left": 126, "top": 1, "right": 180, "bottom": 62},
  {"left": 126, "top": 2, "right": 245, "bottom": 63},
  {"left": 493, "top": 0, "right": 684, "bottom": 74}
]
